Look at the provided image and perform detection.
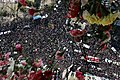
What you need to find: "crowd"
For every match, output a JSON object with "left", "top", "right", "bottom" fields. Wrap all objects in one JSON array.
[{"left": 0, "top": 0, "right": 120, "bottom": 79}]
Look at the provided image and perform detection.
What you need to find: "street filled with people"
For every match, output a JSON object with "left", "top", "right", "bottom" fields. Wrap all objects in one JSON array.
[{"left": 0, "top": 0, "right": 120, "bottom": 80}]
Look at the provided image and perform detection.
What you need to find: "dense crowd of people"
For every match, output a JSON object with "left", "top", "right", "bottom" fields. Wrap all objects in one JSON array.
[{"left": 0, "top": 0, "right": 120, "bottom": 79}]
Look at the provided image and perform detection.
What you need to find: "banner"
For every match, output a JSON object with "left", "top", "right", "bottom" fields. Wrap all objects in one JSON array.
[{"left": 84, "top": 74, "right": 109, "bottom": 80}]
